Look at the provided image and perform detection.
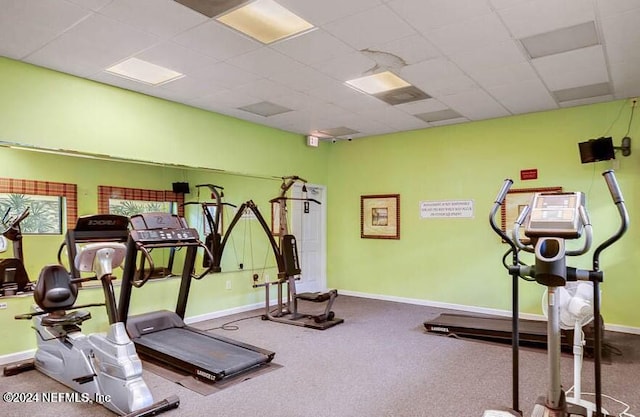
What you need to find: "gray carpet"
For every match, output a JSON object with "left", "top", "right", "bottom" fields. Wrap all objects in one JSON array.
[{"left": 1, "top": 296, "right": 638, "bottom": 417}]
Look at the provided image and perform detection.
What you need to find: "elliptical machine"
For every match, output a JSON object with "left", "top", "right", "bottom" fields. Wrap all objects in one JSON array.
[
  {"left": 0, "top": 207, "right": 33, "bottom": 296},
  {"left": 4, "top": 215, "right": 179, "bottom": 416},
  {"left": 485, "top": 170, "right": 629, "bottom": 417}
]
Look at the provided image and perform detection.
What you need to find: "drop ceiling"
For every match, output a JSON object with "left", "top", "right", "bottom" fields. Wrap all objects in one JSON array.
[{"left": 1, "top": 0, "right": 639, "bottom": 140}]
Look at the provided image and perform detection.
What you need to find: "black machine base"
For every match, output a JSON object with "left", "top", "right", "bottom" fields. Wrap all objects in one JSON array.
[
  {"left": 424, "top": 313, "right": 597, "bottom": 355},
  {"left": 127, "top": 310, "right": 275, "bottom": 383}
]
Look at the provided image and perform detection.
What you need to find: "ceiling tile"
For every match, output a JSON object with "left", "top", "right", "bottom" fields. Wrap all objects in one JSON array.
[
  {"left": 135, "top": 41, "right": 220, "bottom": 77},
  {"left": 388, "top": 0, "right": 493, "bottom": 33},
  {"left": 227, "top": 47, "right": 302, "bottom": 77},
  {"left": 401, "top": 58, "right": 477, "bottom": 96},
  {"left": 268, "top": 63, "right": 340, "bottom": 93},
  {"left": 0, "top": 0, "right": 91, "bottom": 59},
  {"left": 599, "top": 8, "right": 640, "bottom": 64},
  {"left": 357, "top": 106, "right": 429, "bottom": 130},
  {"left": 438, "top": 88, "right": 510, "bottom": 120},
  {"left": 66, "top": 0, "right": 113, "bottom": 11},
  {"left": 467, "top": 62, "right": 539, "bottom": 89},
  {"left": 450, "top": 41, "right": 528, "bottom": 75},
  {"left": 425, "top": 13, "right": 513, "bottom": 55},
  {"left": 609, "top": 56, "right": 640, "bottom": 98},
  {"left": 596, "top": 0, "right": 640, "bottom": 18},
  {"left": 486, "top": 78, "right": 558, "bottom": 114},
  {"left": 272, "top": 29, "right": 354, "bottom": 66},
  {"left": 394, "top": 98, "right": 450, "bottom": 115},
  {"left": 194, "top": 62, "right": 262, "bottom": 89},
  {"left": 315, "top": 51, "right": 377, "bottom": 81},
  {"left": 157, "top": 73, "right": 228, "bottom": 101},
  {"left": 230, "top": 78, "right": 292, "bottom": 101},
  {"left": 188, "top": 89, "right": 261, "bottom": 110},
  {"left": 497, "top": 0, "right": 596, "bottom": 39},
  {"left": 24, "top": 13, "right": 160, "bottom": 78},
  {"left": 532, "top": 45, "right": 609, "bottom": 91},
  {"left": 173, "top": 20, "right": 261, "bottom": 61},
  {"left": 98, "top": 0, "right": 208, "bottom": 38},
  {"left": 368, "top": 34, "right": 441, "bottom": 66},
  {"left": 277, "top": 0, "right": 383, "bottom": 26},
  {"left": 322, "top": 5, "right": 416, "bottom": 50}
]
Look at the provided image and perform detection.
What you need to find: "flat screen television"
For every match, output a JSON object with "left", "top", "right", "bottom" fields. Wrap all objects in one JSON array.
[{"left": 578, "top": 136, "right": 615, "bottom": 163}]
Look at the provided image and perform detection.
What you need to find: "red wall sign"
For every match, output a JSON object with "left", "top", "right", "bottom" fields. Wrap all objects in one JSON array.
[{"left": 520, "top": 169, "right": 538, "bottom": 180}]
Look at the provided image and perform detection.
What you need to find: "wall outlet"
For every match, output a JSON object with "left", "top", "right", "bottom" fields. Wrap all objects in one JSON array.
[
  {"left": 0, "top": 302, "right": 7, "bottom": 309},
  {"left": 225, "top": 280, "right": 232, "bottom": 290},
  {"left": 631, "top": 98, "right": 638, "bottom": 107}
]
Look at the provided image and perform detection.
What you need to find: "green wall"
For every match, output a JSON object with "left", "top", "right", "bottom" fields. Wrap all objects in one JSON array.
[
  {"left": 326, "top": 101, "right": 639, "bottom": 328},
  {"left": 0, "top": 57, "right": 328, "bottom": 181},
  {"left": 0, "top": 57, "right": 639, "bottom": 359},
  {"left": 0, "top": 57, "right": 326, "bottom": 357}
]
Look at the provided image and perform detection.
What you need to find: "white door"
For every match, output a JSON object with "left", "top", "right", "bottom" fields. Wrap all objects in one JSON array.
[{"left": 291, "top": 184, "right": 327, "bottom": 293}]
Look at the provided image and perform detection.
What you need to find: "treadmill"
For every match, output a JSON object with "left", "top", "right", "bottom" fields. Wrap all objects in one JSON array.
[
  {"left": 424, "top": 313, "right": 596, "bottom": 354},
  {"left": 118, "top": 212, "right": 275, "bottom": 383}
]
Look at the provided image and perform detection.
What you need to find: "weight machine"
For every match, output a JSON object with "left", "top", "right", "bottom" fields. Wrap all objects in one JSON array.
[{"left": 218, "top": 176, "right": 343, "bottom": 330}]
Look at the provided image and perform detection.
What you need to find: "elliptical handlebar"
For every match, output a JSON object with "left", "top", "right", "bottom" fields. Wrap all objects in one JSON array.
[
  {"left": 489, "top": 179, "right": 517, "bottom": 249},
  {"left": 593, "top": 170, "right": 629, "bottom": 270},
  {"left": 1, "top": 207, "right": 30, "bottom": 240}
]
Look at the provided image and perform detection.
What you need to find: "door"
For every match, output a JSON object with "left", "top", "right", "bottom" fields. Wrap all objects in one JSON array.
[{"left": 291, "top": 183, "right": 327, "bottom": 293}]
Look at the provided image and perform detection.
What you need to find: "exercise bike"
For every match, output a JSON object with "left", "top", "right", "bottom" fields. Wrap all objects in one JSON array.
[
  {"left": 0, "top": 207, "right": 34, "bottom": 296},
  {"left": 484, "top": 170, "right": 628, "bottom": 417},
  {"left": 4, "top": 215, "right": 179, "bottom": 416}
]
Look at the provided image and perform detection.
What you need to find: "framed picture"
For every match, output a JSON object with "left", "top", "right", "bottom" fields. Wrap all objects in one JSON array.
[
  {"left": 501, "top": 186, "right": 562, "bottom": 242},
  {"left": 361, "top": 194, "right": 400, "bottom": 239}
]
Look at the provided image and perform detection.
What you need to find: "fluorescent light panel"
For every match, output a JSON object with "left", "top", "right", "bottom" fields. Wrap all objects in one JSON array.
[
  {"left": 216, "top": 0, "right": 314, "bottom": 44},
  {"left": 521, "top": 21, "right": 599, "bottom": 59},
  {"left": 346, "top": 71, "right": 411, "bottom": 95},
  {"left": 106, "top": 58, "right": 183, "bottom": 86}
]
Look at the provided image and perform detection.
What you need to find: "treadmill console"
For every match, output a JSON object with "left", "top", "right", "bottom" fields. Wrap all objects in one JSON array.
[
  {"left": 524, "top": 192, "right": 585, "bottom": 239},
  {"left": 129, "top": 212, "right": 199, "bottom": 244},
  {"left": 131, "top": 228, "right": 199, "bottom": 244}
]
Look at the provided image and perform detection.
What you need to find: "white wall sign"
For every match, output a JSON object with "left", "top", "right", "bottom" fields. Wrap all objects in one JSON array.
[{"left": 420, "top": 200, "right": 474, "bottom": 219}]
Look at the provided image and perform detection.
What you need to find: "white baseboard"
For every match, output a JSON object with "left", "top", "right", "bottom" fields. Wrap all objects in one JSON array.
[
  {"left": 1, "top": 349, "right": 35, "bottom": 366},
  {"left": 339, "top": 290, "right": 640, "bottom": 335},
  {"left": 183, "top": 301, "right": 271, "bottom": 325}
]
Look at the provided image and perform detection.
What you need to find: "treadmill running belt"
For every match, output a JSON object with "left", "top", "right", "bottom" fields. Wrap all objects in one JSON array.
[{"left": 135, "top": 328, "right": 269, "bottom": 376}]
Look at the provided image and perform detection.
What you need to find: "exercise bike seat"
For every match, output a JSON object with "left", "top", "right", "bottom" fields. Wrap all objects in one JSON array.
[{"left": 34, "top": 264, "right": 80, "bottom": 311}]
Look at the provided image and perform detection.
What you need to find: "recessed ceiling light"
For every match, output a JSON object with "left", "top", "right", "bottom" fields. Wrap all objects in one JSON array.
[
  {"left": 105, "top": 57, "right": 184, "bottom": 86},
  {"left": 216, "top": 0, "right": 314, "bottom": 44},
  {"left": 345, "top": 71, "right": 411, "bottom": 95}
]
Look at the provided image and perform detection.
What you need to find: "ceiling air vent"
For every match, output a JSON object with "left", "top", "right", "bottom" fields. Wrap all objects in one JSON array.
[
  {"left": 374, "top": 86, "right": 430, "bottom": 106},
  {"left": 238, "top": 101, "right": 293, "bottom": 117},
  {"left": 174, "top": 0, "right": 248, "bottom": 18}
]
